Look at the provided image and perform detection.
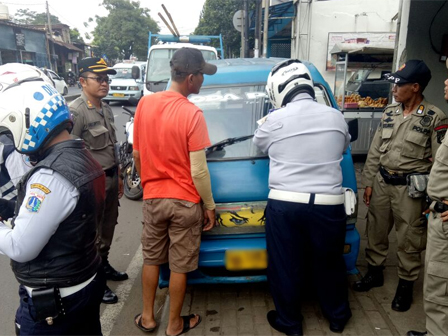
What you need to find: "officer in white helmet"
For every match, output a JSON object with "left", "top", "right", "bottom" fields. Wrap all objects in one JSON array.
[
  {"left": 0, "top": 63, "right": 106, "bottom": 335},
  {"left": 254, "top": 59, "right": 352, "bottom": 335}
]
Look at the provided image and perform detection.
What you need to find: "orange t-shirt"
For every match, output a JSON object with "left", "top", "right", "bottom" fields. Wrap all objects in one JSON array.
[{"left": 133, "top": 90, "right": 211, "bottom": 202}]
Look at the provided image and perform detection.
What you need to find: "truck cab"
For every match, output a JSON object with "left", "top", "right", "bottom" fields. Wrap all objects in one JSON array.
[
  {"left": 105, "top": 61, "right": 146, "bottom": 104},
  {"left": 158, "top": 58, "right": 360, "bottom": 287}
]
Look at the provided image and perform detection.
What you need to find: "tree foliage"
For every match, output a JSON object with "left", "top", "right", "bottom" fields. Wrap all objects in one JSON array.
[
  {"left": 70, "top": 28, "right": 85, "bottom": 44},
  {"left": 12, "top": 9, "right": 60, "bottom": 25},
  {"left": 91, "top": 0, "right": 159, "bottom": 61},
  {"left": 194, "top": 0, "right": 241, "bottom": 58}
]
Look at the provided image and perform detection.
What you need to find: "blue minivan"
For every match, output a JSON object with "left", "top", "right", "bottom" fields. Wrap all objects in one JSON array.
[{"left": 159, "top": 58, "right": 360, "bottom": 287}]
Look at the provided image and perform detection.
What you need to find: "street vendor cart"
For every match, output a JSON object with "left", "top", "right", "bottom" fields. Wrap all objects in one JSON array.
[{"left": 331, "top": 43, "right": 393, "bottom": 154}]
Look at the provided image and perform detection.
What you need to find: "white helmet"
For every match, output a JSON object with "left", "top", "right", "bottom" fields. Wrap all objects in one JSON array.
[
  {"left": 266, "top": 59, "right": 315, "bottom": 109},
  {"left": 0, "top": 63, "right": 72, "bottom": 155}
]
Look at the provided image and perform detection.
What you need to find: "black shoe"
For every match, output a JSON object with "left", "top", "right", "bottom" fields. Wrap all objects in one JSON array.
[
  {"left": 102, "top": 285, "right": 118, "bottom": 304},
  {"left": 352, "top": 265, "right": 384, "bottom": 292},
  {"left": 392, "top": 279, "right": 414, "bottom": 312},
  {"left": 329, "top": 313, "right": 352, "bottom": 333},
  {"left": 103, "top": 262, "right": 129, "bottom": 281},
  {"left": 406, "top": 331, "right": 427, "bottom": 336},
  {"left": 266, "top": 310, "right": 303, "bottom": 336}
]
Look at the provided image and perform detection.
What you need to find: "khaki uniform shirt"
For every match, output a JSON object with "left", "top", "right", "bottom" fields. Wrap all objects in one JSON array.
[
  {"left": 69, "top": 93, "right": 118, "bottom": 170},
  {"left": 362, "top": 98, "right": 448, "bottom": 187},
  {"left": 427, "top": 131, "right": 448, "bottom": 202}
]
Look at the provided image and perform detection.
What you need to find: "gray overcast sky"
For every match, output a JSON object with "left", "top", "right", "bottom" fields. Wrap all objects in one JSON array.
[{"left": 2, "top": 0, "right": 206, "bottom": 40}]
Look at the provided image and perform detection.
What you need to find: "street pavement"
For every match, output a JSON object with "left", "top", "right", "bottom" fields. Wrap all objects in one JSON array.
[
  {"left": 108, "top": 160, "right": 427, "bottom": 336},
  {"left": 0, "top": 101, "right": 427, "bottom": 336}
]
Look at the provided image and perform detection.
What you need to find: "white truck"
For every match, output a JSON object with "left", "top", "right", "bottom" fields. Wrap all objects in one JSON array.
[
  {"left": 144, "top": 33, "right": 223, "bottom": 96},
  {"left": 105, "top": 60, "right": 146, "bottom": 103}
]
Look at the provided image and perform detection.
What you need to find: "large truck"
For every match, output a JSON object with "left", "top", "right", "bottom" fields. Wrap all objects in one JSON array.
[{"left": 144, "top": 33, "right": 224, "bottom": 96}]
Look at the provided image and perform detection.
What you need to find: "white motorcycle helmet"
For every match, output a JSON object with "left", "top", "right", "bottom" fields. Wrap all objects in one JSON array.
[
  {"left": 266, "top": 59, "right": 315, "bottom": 109},
  {"left": 0, "top": 63, "right": 73, "bottom": 155}
]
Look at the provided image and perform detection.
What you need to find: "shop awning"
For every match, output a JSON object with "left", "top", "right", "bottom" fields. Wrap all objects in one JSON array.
[
  {"left": 52, "top": 40, "right": 83, "bottom": 53},
  {"left": 330, "top": 42, "right": 394, "bottom": 55}
]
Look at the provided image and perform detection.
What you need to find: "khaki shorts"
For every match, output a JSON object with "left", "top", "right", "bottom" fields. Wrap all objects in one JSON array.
[{"left": 141, "top": 198, "right": 203, "bottom": 273}]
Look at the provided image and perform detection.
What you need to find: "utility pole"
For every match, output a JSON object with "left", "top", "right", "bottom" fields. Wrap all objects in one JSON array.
[
  {"left": 254, "top": 0, "right": 263, "bottom": 58},
  {"left": 244, "top": 0, "right": 249, "bottom": 58},
  {"left": 240, "top": 1, "right": 246, "bottom": 58},
  {"left": 262, "top": 0, "right": 270, "bottom": 58},
  {"left": 46, "top": 1, "right": 56, "bottom": 70}
]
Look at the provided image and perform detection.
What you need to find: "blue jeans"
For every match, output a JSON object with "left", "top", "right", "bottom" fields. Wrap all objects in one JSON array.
[
  {"left": 265, "top": 198, "right": 351, "bottom": 334},
  {"left": 15, "top": 271, "right": 106, "bottom": 335}
]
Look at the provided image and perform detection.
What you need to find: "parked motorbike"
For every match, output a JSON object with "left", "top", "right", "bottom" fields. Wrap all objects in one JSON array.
[{"left": 119, "top": 106, "right": 143, "bottom": 200}]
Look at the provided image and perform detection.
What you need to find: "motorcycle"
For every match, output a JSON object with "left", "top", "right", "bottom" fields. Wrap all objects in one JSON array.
[
  {"left": 67, "top": 77, "right": 76, "bottom": 87},
  {"left": 119, "top": 106, "right": 143, "bottom": 200}
]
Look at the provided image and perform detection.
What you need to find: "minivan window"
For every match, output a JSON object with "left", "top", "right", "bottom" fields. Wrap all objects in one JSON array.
[
  {"left": 190, "top": 84, "right": 333, "bottom": 160},
  {"left": 111, "top": 68, "right": 133, "bottom": 79}
]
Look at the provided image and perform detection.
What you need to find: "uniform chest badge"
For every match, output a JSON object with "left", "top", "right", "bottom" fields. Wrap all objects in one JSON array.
[
  {"left": 416, "top": 105, "right": 425, "bottom": 115},
  {"left": 25, "top": 193, "right": 45, "bottom": 213},
  {"left": 420, "top": 116, "right": 433, "bottom": 127}
]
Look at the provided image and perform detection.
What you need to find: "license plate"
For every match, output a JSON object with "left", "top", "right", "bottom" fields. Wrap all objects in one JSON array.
[
  {"left": 113, "top": 93, "right": 125, "bottom": 97},
  {"left": 225, "top": 249, "right": 267, "bottom": 271}
]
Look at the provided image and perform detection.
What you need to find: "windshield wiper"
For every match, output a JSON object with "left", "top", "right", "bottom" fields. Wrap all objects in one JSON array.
[{"left": 206, "top": 135, "right": 254, "bottom": 155}]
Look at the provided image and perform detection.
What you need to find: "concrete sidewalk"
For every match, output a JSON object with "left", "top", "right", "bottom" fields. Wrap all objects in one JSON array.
[
  {"left": 147, "top": 161, "right": 426, "bottom": 336},
  {"left": 116, "top": 160, "right": 425, "bottom": 336}
]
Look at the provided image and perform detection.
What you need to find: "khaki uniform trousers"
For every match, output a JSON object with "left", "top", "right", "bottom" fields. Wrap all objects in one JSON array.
[
  {"left": 365, "top": 172, "right": 427, "bottom": 280},
  {"left": 98, "top": 172, "right": 119, "bottom": 260},
  {"left": 424, "top": 211, "right": 448, "bottom": 336}
]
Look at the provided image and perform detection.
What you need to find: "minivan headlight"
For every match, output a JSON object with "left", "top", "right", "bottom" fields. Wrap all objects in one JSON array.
[{"left": 129, "top": 86, "right": 139, "bottom": 91}]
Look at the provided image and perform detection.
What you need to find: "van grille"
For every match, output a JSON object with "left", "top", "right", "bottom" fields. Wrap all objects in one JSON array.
[{"left": 111, "top": 86, "right": 127, "bottom": 91}]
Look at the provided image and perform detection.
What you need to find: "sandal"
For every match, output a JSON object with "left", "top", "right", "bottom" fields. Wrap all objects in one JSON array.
[
  {"left": 165, "top": 314, "right": 202, "bottom": 336},
  {"left": 134, "top": 313, "right": 156, "bottom": 333}
]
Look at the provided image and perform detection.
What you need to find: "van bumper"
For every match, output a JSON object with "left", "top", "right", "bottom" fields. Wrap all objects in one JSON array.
[{"left": 158, "top": 224, "right": 360, "bottom": 288}]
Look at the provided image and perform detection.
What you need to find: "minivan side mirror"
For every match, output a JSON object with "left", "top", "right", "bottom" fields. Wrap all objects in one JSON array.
[
  {"left": 347, "top": 119, "right": 358, "bottom": 142},
  {"left": 132, "top": 65, "right": 140, "bottom": 80}
]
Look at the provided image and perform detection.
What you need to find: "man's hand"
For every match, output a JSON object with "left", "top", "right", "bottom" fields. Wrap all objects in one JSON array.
[
  {"left": 118, "top": 176, "right": 124, "bottom": 199},
  {"left": 363, "top": 186, "right": 373, "bottom": 206},
  {"left": 202, "top": 208, "right": 217, "bottom": 232}
]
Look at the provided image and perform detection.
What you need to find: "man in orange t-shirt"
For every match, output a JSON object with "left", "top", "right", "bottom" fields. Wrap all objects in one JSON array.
[{"left": 133, "top": 48, "right": 217, "bottom": 336}]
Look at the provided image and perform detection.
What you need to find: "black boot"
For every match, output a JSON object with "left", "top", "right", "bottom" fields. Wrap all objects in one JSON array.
[
  {"left": 352, "top": 265, "right": 384, "bottom": 292},
  {"left": 102, "top": 285, "right": 118, "bottom": 304},
  {"left": 103, "top": 261, "right": 129, "bottom": 281},
  {"left": 406, "top": 331, "right": 427, "bottom": 336},
  {"left": 392, "top": 279, "right": 414, "bottom": 312}
]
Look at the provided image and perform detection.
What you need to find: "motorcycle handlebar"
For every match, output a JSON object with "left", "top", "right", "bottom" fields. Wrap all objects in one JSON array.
[{"left": 122, "top": 106, "right": 135, "bottom": 116}]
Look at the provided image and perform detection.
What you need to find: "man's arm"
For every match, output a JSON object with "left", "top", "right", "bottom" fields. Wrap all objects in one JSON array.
[
  {"left": 0, "top": 169, "right": 79, "bottom": 262},
  {"left": 430, "top": 109, "right": 448, "bottom": 158},
  {"left": 69, "top": 105, "right": 84, "bottom": 138},
  {"left": 190, "top": 150, "right": 216, "bottom": 231},
  {"left": 133, "top": 150, "right": 141, "bottom": 177}
]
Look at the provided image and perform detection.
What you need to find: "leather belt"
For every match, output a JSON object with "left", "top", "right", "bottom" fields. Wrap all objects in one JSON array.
[
  {"left": 379, "top": 166, "right": 409, "bottom": 185},
  {"left": 268, "top": 189, "right": 344, "bottom": 205},
  {"left": 426, "top": 196, "right": 448, "bottom": 213},
  {"left": 104, "top": 167, "right": 117, "bottom": 177},
  {"left": 24, "top": 273, "right": 96, "bottom": 298}
]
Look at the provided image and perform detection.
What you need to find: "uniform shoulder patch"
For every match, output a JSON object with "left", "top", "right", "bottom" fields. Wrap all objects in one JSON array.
[
  {"left": 435, "top": 124, "right": 448, "bottom": 144},
  {"left": 30, "top": 183, "right": 51, "bottom": 194},
  {"left": 25, "top": 193, "right": 45, "bottom": 213}
]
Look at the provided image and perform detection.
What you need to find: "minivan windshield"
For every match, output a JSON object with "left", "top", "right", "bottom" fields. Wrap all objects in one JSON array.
[
  {"left": 110, "top": 68, "right": 133, "bottom": 79},
  {"left": 146, "top": 49, "right": 217, "bottom": 83},
  {"left": 189, "top": 84, "right": 332, "bottom": 160}
]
